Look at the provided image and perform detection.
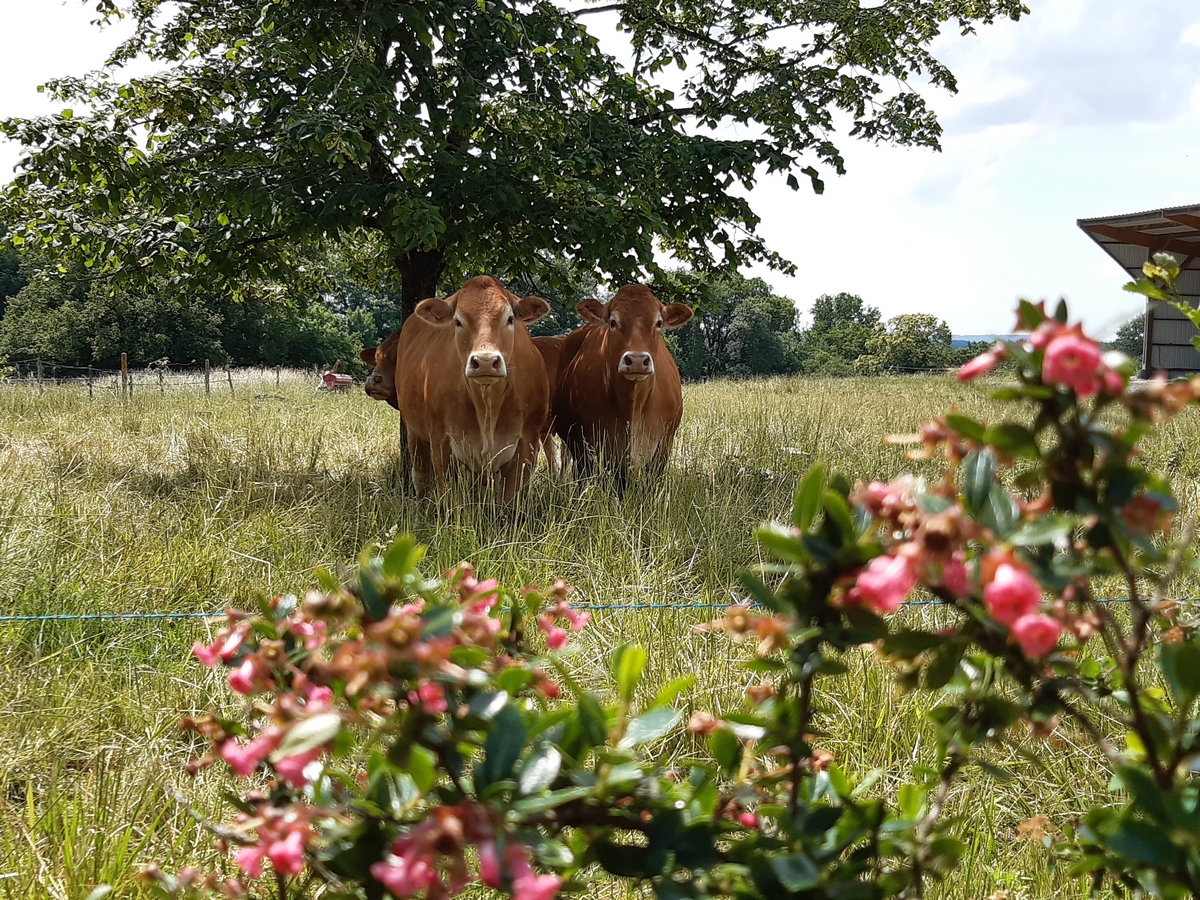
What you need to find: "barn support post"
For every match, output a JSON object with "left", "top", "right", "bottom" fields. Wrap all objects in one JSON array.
[{"left": 204, "top": 360, "right": 211, "bottom": 395}]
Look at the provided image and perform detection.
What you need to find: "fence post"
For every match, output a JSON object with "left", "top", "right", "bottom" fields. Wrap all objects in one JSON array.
[
  {"left": 276, "top": 365, "right": 281, "bottom": 387},
  {"left": 204, "top": 359, "right": 211, "bottom": 395},
  {"left": 121, "top": 353, "right": 129, "bottom": 398},
  {"left": 158, "top": 367, "right": 165, "bottom": 395},
  {"left": 36, "top": 358, "right": 43, "bottom": 395},
  {"left": 226, "top": 365, "right": 234, "bottom": 395},
  {"left": 87, "top": 365, "right": 93, "bottom": 399}
]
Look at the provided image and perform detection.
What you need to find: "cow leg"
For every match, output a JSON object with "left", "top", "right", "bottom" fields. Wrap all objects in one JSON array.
[
  {"left": 497, "top": 442, "right": 534, "bottom": 503},
  {"left": 542, "top": 433, "right": 559, "bottom": 479},
  {"left": 647, "top": 434, "right": 675, "bottom": 479},
  {"left": 410, "top": 438, "right": 434, "bottom": 496},
  {"left": 429, "top": 440, "right": 454, "bottom": 494}
]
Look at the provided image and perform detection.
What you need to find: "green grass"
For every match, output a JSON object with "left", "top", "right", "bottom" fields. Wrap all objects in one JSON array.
[{"left": 3, "top": 373, "right": 1200, "bottom": 898}]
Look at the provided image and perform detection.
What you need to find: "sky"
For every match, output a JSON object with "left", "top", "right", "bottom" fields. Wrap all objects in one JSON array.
[{"left": 2, "top": 1, "right": 1199, "bottom": 336}]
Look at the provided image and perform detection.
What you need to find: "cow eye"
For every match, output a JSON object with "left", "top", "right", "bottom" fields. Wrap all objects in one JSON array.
[
  {"left": 507, "top": 315, "right": 515, "bottom": 327},
  {"left": 454, "top": 317, "right": 464, "bottom": 329},
  {"left": 655, "top": 319, "right": 663, "bottom": 329},
  {"left": 609, "top": 318, "right": 618, "bottom": 329}
]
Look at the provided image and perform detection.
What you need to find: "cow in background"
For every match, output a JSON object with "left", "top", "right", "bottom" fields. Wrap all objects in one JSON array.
[
  {"left": 396, "top": 276, "right": 550, "bottom": 501},
  {"left": 531, "top": 334, "right": 569, "bottom": 478},
  {"left": 359, "top": 329, "right": 401, "bottom": 410},
  {"left": 553, "top": 285, "right": 693, "bottom": 485}
]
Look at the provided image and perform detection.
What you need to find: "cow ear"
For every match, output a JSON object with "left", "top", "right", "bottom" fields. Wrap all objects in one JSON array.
[
  {"left": 661, "top": 303, "right": 694, "bottom": 330},
  {"left": 513, "top": 294, "right": 551, "bottom": 325},
  {"left": 359, "top": 347, "right": 377, "bottom": 365},
  {"left": 414, "top": 298, "right": 455, "bottom": 326},
  {"left": 576, "top": 298, "right": 605, "bottom": 323}
]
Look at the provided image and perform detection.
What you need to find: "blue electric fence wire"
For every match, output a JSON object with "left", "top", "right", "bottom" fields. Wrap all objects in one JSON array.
[{"left": 0, "top": 596, "right": 1146, "bottom": 623}]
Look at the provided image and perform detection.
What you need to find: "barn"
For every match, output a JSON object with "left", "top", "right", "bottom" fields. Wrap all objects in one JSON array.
[{"left": 1079, "top": 204, "right": 1200, "bottom": 378}]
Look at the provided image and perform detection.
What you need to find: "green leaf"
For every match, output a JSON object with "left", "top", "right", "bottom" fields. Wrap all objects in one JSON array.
[
  {"left": 407, "top": 745, "right": 437, "bottom": 794},
  {"left": 1107, "top": 819, "right": 1177, "bottom": 866},
  {"left": 382, "top": 534, "right": 425, "bottom": 579},
  {"left": 755, "top": 522, "right": 807, "bottom": 564},
  {"left": 612, "top": 644, "right": 647, "bottom": 702},
  {"left": 1115, "top": 765, "right": 1172, "bottom": 825},
  {"left": 652, "top": 675, "right": 695, "bottom": 709},
  {"left": 618, "top": 707, "right": 682, "bottom": 750},
  {"left": 576, "top": 693, "right": 608, "bottom": 750},
  {"left": 1160, "top": 640, "right": 1200, "bottom": 708},
  {"left": 898, "top": 783, "right": 925, "bottom": 819},
  {"left": 270, "top": 712, "right": 342, "bottom": 762},
  {"left": 983, "top": 422, "right": 1039, "bottom": 458},
  {"left": 476, "top": 704, "right": 526, "bottom": 789},
  {"left": 771, "top": 853, "right": 819, "bottom": 891},
  {"left": 519, "top": 745, "right": 562, "bottom": 795},
  {"left": 821, "top": 489, "right": 856, "bottom": 543},
  {"left": 923, "top": 641, "right": 964, "bottom": 690},
  {"left": 945, "top": 413, "right": 986, "bottom": 443},
  {"left": 708, "top": 728, "right": 741, "bottom": 772},
  {"left": 1123, "top": 280, "right": 1172, "bottom": 302},
  {"left": 83, "top": 889, "right": 112, "bottom": 900},
  {"left": 982, "top": 483, "right": 1020, "bottom": 538},
  {"left": 961, "top": 448, "right": 997, "bottom": 514},
  {"left": 512, "top": 785, "right": 592, "bottom": 817},
  {"left": 1016, "top": 299, "right": 1047, "bottom": 329},
  {"left": 793, "top": 464, "right": 825, "bottom": 531},
  {"left": 1010, "top": 515, "right": 1071, "bottom": 547}
]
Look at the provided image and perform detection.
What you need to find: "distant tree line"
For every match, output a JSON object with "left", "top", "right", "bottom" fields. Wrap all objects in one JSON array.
[{"left": 0, "top": 241, "right": 970, "bottom": 379}]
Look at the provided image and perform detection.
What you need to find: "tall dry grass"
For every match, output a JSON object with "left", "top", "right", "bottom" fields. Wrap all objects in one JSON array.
[{"left": 3, "top": 373, "right": 1199, "bottom": 897}]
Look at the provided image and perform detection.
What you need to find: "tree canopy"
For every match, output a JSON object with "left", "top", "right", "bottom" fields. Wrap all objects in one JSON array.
[{"left": 1, "top": 0, "right": 1026, "bottom": 318}]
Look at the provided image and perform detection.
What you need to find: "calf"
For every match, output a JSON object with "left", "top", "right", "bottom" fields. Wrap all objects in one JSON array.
[
  {"left": 553, "top": 285, "right": 693, "bottom": 484},
  {"left": 396, "top": 276, "right": 550, "bottom": 501}
]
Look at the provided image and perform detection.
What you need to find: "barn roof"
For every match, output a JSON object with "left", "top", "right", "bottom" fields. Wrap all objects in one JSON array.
[{"left": 1078, "top": 203, "right": 1200, "bottom": 376}]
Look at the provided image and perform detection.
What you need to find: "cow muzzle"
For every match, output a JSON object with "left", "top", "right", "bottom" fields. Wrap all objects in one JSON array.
[
  {"left": 467, "top": 351, "right": 508, "bottom": 381},
  {"left": 619, "top": 351, "right": 654, "bottom": 382},
  {"left": 364, "top": 374, "right": 389, "bottom": 400}
]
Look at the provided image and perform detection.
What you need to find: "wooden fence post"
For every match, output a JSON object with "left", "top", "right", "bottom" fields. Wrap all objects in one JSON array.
[
  {"left": 226, "top": 365, "right": 234, "bottom": 395},
  {"left": 36, "top": 358, "right": 43, "bottom": 395},
  {"left": 158, "top": 367, "right": 165, "bottom": 394},
  {"left": 87, "top": 365, "right": 93, "bottom": 399},
  {"left": 204, "top": 359, "right": 211, "bottom": 395},
  {"left": 276, "top": 365, "right": 281, "bottom": 387},
  {"left": 121, "top": 353, "right": 129, "bottom": 398}
]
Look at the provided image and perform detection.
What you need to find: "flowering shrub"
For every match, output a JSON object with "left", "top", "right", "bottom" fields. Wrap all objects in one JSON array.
[{"left": 146, "top": 279, "right": 1200, "bottom": 899}]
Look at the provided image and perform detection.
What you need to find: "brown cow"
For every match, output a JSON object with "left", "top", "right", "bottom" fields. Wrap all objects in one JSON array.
[
  {"left": 396, "top": 276, "right": 550, "bottom": 501},
  {"left": 552, "top": 285, "right": 693, "bottom": 484},
  {"left": 359, "top": 329, "right": 401, "bottom": 410},
  {"left": 531, "top": 334, "right": 569, "bottom": 477}
]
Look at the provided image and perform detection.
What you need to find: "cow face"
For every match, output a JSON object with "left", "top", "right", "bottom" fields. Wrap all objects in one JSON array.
[
  {"left": 576, "top": 286, "right": 693, "bottom": 382},
  {"left": 414, "top": 276, "right": 549, "bottom": 385},
  {"left": 359, "top": 330, "right": 401, "bottom": 407}
]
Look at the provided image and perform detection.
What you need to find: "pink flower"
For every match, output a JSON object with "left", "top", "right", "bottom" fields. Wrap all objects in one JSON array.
[
  {"left": 290, "top": 619, "right": 327, "bottom": 651},
  {"left": 539, "top": 617, "right": 569, "bottom": 650},
  {"left": 479, "top": 839, "right": 501, "bottom": 888},
  {"left": 858, "top": 476, "right": 915, "bottom": 518},
  {"left": 939, "top": 553, "right": 971, "bottom": 598},
  {"left": 193, "top": 640, "right": 222, "bottom": 667},
  {"left": 1011, "top": 613, "right": 1062, "bottom": 657},
  {"left": 266, "top": 828, "right": 306, "bottom": 876},
  {"left": 561, "top": 606, "right": 590, "bottom": 632},
  {"left": 1103, "top": 367, "right": 1125, "bottom": 395},
  {"left": 513, "top": 872, "right": 563, "bottom": 900},
  {"left": 220, "top": 733, "right": 279, "bottom": 777},
  {"left": 370, "top": 855, "right": 437, "bottom": 898},
  {"left": 235, "top": 844, "right": 266, "bottom": 878},
  {"left": 983, "top": 563, "right": 1041, "bottom": 625},
  {"left": 275, "top": 747, "right": 322, "bottom": 788},
  {"left": 227, "top": 656, "right": 271, "bottom": 695},
  {"left": 958, "top": 344, "right": 1004, "bottom": 381},
  {"left": 1043, "top": 330, "right": 1103, "bottom": 397},
  {"left": 845, "top": 554, "right": 916, "bottom": 615},
  {"left": 193, "top": 622, "right": 249, "bottom": 667},
  {"left": 408, "top": 681, "right": 448, "bottom": 715},
  {"left": 306, "top": 684, "right": 334, "bottom": 708}
]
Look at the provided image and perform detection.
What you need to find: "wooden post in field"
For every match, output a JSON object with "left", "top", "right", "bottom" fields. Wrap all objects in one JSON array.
[
  {"left": 275, "top": 365, "right": 281, "bottom": 387},
  {"left": 87, "top": 365, "right": 93, "bottom": 399},
  {"left": 121, "top": 353, "right": 129, "bottom": 398},
  {"left": 226, "top": 365, "right": 234, "bottom": 395},
  {"left": 158, "top": 367, "right": 165, "bottom": 394},
  {"left": 36, "top": 358, "right": 43, "bottom": 395},
  {"left": 204, "top": 359, "right": 211, "bottom": 395}
]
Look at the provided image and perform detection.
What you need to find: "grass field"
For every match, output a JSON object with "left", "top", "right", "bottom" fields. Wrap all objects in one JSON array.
[{"left": 4, "top": 372, "right": 1200, "bottom": 898}]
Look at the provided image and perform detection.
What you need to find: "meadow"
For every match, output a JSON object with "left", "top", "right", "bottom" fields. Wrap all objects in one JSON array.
[{"left": 4, "top": 372, "right": 1200, "bottom": 898}]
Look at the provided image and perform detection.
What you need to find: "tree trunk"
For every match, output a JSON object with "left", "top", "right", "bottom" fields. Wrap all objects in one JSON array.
[{"left": 397, "top": 248, "right": 447, "bottom": 322}]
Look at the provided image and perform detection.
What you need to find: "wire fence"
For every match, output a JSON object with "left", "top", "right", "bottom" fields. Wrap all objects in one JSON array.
[
  {"left": 0, "top": 356, "right": 349, "bottom": 397},
  {"left": 0, "top": 596, "right": 1141, "bottom": 624}
]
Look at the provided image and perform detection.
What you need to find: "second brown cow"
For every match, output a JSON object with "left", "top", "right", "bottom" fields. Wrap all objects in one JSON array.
[{"left": 553, "top": 285, "right": 693, "bottom": 484}]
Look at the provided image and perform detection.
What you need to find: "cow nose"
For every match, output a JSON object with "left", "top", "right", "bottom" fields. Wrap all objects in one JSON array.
[
  {"left": 367, "top": 374, "right": 383, "bottom": 386},
  {"left": 619, "top": 352, "right": 653, "bottom": 375},
  {"left": 467, "top": 351, "right": 507, "bottom": 378}
]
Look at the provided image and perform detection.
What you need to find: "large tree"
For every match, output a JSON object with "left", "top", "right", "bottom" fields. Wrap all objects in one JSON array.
[{"left": 1, "top": 0, "right": 1026, "bottom": 319}]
